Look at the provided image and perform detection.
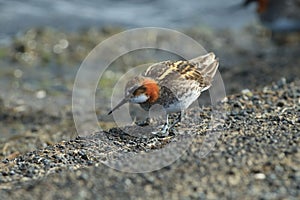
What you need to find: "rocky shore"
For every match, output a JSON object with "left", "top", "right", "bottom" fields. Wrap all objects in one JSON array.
[
  {"left": 0, "top": 78, "right": 299, "bottom": 199},
  {"left": 0, "top": 25, "right": 299, "bottom": 199}
]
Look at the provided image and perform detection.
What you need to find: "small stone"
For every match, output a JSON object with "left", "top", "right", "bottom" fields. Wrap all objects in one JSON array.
[
  {"left": 2, "top": 171, "right": 8, "bottom": 176},
  {"left": 36, "top": 90, "right": 46, "bottom": 99},
  {"left": 277, "top": 77, "right": 287, "bottom": 88},
  {"left": 14, "top": 69, "right": 23, "bottom": 78},
  {"left": 276, "top": 101, "right": 285, "bottom": 107},
  {"left": 254, "top": 173, "right": 266, "bottom": 180},
  {"left": 241, "top": 89, "right": 253, "bottom": 97}
]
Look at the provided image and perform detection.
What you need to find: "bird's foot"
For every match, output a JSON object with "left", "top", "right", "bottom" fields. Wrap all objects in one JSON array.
[{"left": 151, "top": 123, "right": 171, "bottom": 136}]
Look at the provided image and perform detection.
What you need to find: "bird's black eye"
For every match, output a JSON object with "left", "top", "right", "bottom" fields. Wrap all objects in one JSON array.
[
  {"left": 126, "top": 85, "right": 145, "bottom": 96},
  {"left": 133, "top": 86, "right": 146, "bottom": 96}
]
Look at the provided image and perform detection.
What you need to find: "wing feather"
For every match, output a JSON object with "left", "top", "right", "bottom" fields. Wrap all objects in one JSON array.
[{"left": 142, "top": 52, "right": 219, "bottom": 91}]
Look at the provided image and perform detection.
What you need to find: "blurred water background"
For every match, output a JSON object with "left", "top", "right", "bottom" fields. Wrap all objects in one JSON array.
[{"left": 0, "top": 0, "right": 255, "bottom": 42}]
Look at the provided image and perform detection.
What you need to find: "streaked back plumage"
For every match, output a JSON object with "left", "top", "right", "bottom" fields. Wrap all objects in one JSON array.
[{"left": 143, "top": 52, "right": 219, "bottom": 92}]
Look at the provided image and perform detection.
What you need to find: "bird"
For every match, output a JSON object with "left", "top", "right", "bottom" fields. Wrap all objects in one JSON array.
[
  {"left": 243, "top": 0, "right": 300, "bottom": 33},
  {"left": 108, "top": 52, "right": 219, "bottom": 135}
]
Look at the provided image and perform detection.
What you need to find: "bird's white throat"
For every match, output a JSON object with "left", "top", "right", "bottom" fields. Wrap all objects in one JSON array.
[{"left": 130, "top": 94, "right": 149, "bottom": 103}]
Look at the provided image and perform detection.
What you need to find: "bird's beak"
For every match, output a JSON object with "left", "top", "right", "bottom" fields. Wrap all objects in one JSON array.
[{"left": 107, "top": 97, "right": 129, "bottom": 115}]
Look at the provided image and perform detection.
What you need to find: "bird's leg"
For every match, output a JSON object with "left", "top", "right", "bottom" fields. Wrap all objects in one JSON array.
[
  {"left": 152, "top": 111, "right": 184, "bottom": 136},
  {"left": 160, "top": 114, "right": 169, "bottom": 135},
  {"left": 168, "top": 111, "right": 184, "bottom": 131},
  {"left": 152, "top": 114, "right": 169, "bottom": 136}
]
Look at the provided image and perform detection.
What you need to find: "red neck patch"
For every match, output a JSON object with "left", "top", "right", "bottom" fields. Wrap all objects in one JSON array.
[{"left": 143, "top": 79, "right": 160, "bottom": 103}]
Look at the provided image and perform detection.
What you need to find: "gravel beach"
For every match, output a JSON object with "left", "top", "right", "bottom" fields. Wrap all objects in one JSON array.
[
  {"left": 0, "top": 25, "right": 299, "bottom": 199},
  {"left": 0, "top": 79, "right": 299, "bottom": 199}
]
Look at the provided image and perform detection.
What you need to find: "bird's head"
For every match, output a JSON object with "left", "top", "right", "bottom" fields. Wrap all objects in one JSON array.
[
  {"left": 243, "top": 0, "right": 269, "bottom": 13},
  {"left": 108, "top": 76, "right": 160, "bottom": 115}
]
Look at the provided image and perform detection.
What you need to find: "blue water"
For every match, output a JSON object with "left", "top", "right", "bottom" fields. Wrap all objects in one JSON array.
[{"left": 0, "top": 0, "right": 256, "bottom": 39}]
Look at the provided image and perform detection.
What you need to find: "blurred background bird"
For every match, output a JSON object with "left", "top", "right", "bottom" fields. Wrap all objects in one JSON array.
[{"left": 243, "top": 0, "right": 300, "bottom": 33}]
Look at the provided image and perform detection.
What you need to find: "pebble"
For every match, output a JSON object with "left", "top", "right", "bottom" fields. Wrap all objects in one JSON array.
[
  {"left": 254, "top": 173, "right": 266, "bottom": 180},
  {"left": 241, "top": 88, "right": 253, "bottom": 97},
  {"left": 35, "top": 90, "right": 46, "bottom": 99}
]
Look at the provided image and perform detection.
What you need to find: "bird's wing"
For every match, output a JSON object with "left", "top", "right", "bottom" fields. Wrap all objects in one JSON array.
[
  {"left": 143, "top": 52, "right": 219, "bottom": 91},
  {"left": 189, "top": 52, "right": 219, "bottom": 89},
  {"left": 142, "top": 61, "right": 173, "bottom": 78}
]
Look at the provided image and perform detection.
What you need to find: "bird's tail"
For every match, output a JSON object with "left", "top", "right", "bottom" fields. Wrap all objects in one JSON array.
[{"left": 189, "top": 52, "right": 219, "bottom": 88}]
